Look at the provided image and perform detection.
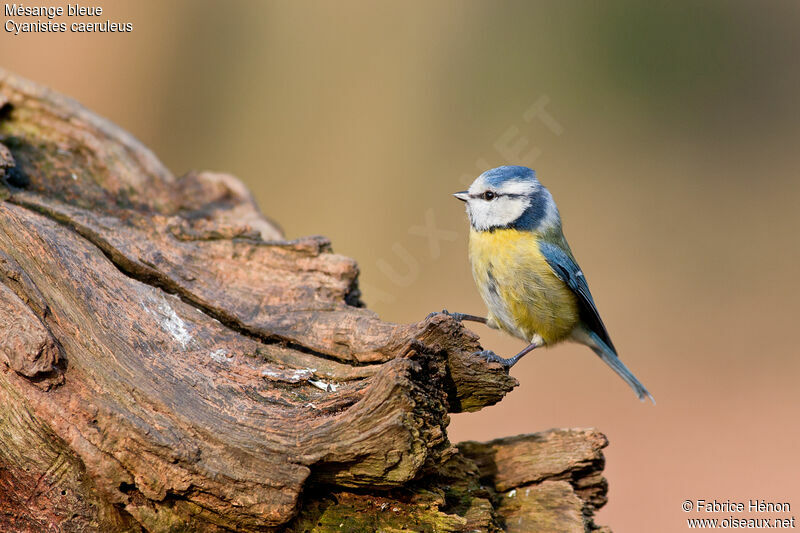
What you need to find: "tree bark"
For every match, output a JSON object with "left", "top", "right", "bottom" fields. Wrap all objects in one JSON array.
[{"left": 0, "top": 69, "right": 610, "bottom": 532}]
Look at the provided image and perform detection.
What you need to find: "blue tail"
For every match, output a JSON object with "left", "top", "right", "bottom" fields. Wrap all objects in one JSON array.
[{"left": 584, "top": 329, "right": 655, "bottom": 404}]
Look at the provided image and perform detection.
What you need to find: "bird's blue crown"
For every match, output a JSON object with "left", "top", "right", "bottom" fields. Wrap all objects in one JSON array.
[{"left": 480, "top": 165, "right": 538, "bottom": 188}]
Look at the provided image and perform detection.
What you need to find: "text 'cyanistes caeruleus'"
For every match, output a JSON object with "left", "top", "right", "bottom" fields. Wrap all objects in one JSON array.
[{"left": 445, "top": 165, "right": 654, "bottom": 403}]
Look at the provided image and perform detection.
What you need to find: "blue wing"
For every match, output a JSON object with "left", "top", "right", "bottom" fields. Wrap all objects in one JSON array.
[{"left": 538, "top": 241, "right": 617, "bottom": 353}]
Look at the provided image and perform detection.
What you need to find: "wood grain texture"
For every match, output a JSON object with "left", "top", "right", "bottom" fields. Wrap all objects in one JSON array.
[
  {"left": 0, "top": 69, "right": 610, "bottom": 532},
  {"left": 460, "top": 429, "right": 610, "bottom": 531}
]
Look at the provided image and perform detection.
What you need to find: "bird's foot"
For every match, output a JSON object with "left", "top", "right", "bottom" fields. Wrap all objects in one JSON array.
[
  {"left": 427, "top": 309, "right": 488, "bottom": 324},
  {"left": 425, "top": 309, "right": 444, "bottom": 320},
  {"left": 426, "top": 309, "right": 465, "bottom": 321},
  {"left": 474, "top": 350, "right": 514, "bottom": 367}
]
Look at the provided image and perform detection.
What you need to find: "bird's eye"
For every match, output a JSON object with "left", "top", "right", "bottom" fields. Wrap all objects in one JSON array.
[{"left": 483, "top": 191, "right": 496, "bottom": 201}]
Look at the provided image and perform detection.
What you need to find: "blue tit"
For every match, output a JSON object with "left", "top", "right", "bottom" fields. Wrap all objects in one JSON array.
[{"left": 446, "top": 165, "right": 654, "bottom": 403}]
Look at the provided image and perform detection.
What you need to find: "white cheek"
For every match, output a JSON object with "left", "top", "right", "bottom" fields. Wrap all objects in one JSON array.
[
  {"left": 491, "top": 197, "right": 528, "bottom": 225},
  {"left": 468, "top": 197, "right": 529, "bottom": 230}
]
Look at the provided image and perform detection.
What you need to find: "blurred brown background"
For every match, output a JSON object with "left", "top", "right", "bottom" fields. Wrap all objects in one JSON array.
[{"left": 3, "top": 1, "right": 799, "bottom": 530}]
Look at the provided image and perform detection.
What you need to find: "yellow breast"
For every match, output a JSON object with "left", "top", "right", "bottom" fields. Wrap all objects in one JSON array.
[{"left": 469, "top": 228, "right": 579, "bottom": 344}]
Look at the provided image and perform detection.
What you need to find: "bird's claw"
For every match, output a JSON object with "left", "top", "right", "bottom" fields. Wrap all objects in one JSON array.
[
  {"left": 426, "top": 309, "right": 464, "bottom": 321},
  {"left": 474, "top": 349, "right": 512, "bottom": 367}
]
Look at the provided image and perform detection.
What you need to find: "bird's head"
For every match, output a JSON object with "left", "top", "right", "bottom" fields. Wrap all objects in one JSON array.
[{"left": 454, "top": 165, "right": 560, "bottom": 233}]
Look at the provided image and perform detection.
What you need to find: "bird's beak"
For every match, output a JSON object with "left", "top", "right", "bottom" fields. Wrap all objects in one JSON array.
[{"left": 453, "top": 191, "right": 469, "bottom": 202}]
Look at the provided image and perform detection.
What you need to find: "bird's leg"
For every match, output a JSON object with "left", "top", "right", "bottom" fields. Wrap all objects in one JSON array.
[
  {"left": 427, "top": 309, "right": 487, "bottom": 324},
  {"left": 476, "top": 337, "right": 543, "bottom": 368},
  {"left": 447, "top": 312, "right": 488, "bottom": 323}
]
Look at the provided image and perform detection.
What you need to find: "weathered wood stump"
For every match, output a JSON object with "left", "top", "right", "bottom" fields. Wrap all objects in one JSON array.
[{"left": 0, "top": 69, "right": 611, "bottom": 532}]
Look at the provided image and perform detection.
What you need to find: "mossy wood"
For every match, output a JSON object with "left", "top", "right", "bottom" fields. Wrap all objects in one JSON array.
[{"left": 0, "top": 70, "right": 611, "bottom": 532}]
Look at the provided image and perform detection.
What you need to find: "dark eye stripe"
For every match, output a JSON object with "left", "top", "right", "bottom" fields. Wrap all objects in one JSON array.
[{"left": 469, "top": 192, "right": 527, "bottom": 200}]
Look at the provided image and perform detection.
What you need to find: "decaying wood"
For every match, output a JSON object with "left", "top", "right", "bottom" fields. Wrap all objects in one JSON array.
[
  {"left": 459, "top": 429, "right": 610, "bottom": 533},
  {"left": 0, "top": 69, "right": 611, "bottom": 532}
]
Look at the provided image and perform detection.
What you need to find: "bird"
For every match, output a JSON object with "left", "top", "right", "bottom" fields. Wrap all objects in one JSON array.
[{"left": 441, "top": 165, "right": 654, "bottom": 403}]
